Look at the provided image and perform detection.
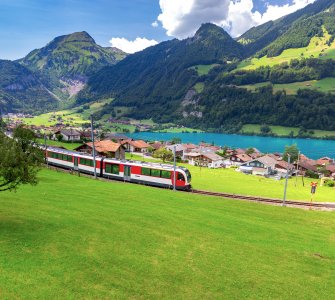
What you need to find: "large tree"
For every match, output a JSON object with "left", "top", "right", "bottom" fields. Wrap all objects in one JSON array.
[
  {"left": 0, "top": 124, "right": 43, "bottom": 192},
  {"left": 283, "top": 144, "right": 300, "bottom": 163}
]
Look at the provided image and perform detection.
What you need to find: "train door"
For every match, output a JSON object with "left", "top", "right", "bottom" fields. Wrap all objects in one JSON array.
[
  {"left": 74, "top": 157, "right": 79, "bottom": 170},
  {"left": 124, "top": 165, "right": 131, "bottom": 181}
]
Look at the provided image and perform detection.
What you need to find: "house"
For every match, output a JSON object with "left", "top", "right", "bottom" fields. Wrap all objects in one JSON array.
[
  {"left": 54, "top": 129, "right": 81, "bottom": 141},
  {"left": 316, "top": 157, "right": 334, "bottom": 166},
  {"left": 326, "top": 164, "right": 335, "bottom": 178},
  {"left": 240, "top": 155, "right": 293, "bottom": 176},
  {"left": 121, "top": 139, "right": 151, "bottom": 153},
  {"left": 185, "top": 152, "right": 223, "bottom": 168},
  {"left": 166, "top": 144, "right": 186, "bottom": 159},
  {"left": 294, "top": 160, "right": 318, "bottom": 176},
  {"left": 230, "top": 153, "right": 252, "bottom": 165},
  {"left": 75, "top": 140, "right": 125, "bottom": 159}
]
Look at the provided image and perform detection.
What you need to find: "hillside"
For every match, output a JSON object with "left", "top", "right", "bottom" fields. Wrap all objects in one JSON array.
[
  {"left": 74, "top": 0, "right": 335, "bottom": 132},
  {"left": 1, "top": 169, "right": 334, "bottom": 298},
  {"left": 77, "top": 23, "right": 243, "bottom": 122},
  {"left": 0, "top": 60, "right": 58, "bottom": 113},
  {"left": 18, "top": 31, "right": 126, "bottom": 101}
]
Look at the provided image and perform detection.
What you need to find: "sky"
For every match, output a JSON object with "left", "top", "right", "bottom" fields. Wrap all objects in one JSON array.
[{"left": 0, "top": 0, "right": 316, "bottom": 60}]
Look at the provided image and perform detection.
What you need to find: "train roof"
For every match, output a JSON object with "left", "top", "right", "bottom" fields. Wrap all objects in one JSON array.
[{"left": 45, "top": 146, "right": 103, "bottom": 160}]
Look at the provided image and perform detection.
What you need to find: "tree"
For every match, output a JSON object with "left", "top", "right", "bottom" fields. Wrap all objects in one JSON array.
[
  {"left": 283, "top": 144, "right": 299, "bottom": 163},
  {"left": 246, "top": 147, "right": 255, "bottom": 155},
  {"left": 0, "top": 126, "right": 43, "bottom": 192},
  {"left": 153, "top": 148, "right": 173, "bottom": 162},
  {"left": 56, "top": 134, "right": 63, "bottom": 142},
  {"left": 171, "top": 137, "right": 181, "bottom": 145},
  {"left": 260, "top": 125, "right": 272, "bottom": 134}
]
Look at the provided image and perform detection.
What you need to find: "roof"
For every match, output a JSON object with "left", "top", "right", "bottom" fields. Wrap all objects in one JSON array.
[
  {"left": 59, "top": 129, "right": 81, "bottom": 136},
  {"left": 298, "top": 160, "right": 318, "bottom": 172},
  {"left": 84, "top": 140, "right": 122, "bottom": 153},
  {"left": 255, "top": 155, "right": 278, "bottom": 168},
  {"left": 202, "top": 152, "right": 223, "bottom": 161},
  {"left": 234, "top": 153, "right": 252, "bottom": 162},
  {"left": 122, "top": 139, "right": 150, "bottom": 148},
  {"left": 316, "top": 157, "right": 333, "bottom": 165}
]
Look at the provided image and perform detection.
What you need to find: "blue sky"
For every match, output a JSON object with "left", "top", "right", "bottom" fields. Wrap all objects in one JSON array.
[{"left": 0, "top": 0, "right": 315, "bottom": 59}]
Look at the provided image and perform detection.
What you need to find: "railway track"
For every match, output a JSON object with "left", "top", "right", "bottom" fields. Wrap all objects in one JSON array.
[
  {"left": 47, "top": 165, "right": 335, "bottom": 210},
  {"left": 191, "top": 189, "right": 335, "bottom": 210}
]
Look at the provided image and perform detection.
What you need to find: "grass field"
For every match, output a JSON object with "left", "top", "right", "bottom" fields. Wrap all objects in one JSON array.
[
  {"left": 241, "top": 124, "right": 335, "bottom": 139},
  {"left": 38, "top": 138, "right": 82, "bottom": 150},
  {"left": 237, "top": 27, "right": 335, "bottom": 71},
  {"left": 239, "top": 78, "right": 335, "bottom": 95},
  {"left": 127, "top": 154, "right": 335, "bottom": 202},
  {"left": 17, "top": 99, "right": 113, "bottom": 127},
  {"left": 189, "top": 64, "right": 220, "bottom": 76},
  {"left": 155, "top": 127, "right": 203, "bottom": 133},
  {"left": 1, "top": 169, "right": 334, "bottom": 298}
]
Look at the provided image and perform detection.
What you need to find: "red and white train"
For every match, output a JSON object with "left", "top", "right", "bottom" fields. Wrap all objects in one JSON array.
[{"left": 45, "top": 146, "right": 192, "bottom": 190}]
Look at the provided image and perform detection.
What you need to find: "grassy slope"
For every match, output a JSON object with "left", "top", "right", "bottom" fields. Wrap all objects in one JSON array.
[
  {"left": 189, "top": 64, "right": 220, "bottom": 76},
  {"left": 127, "top": 154, "right": 335, "bottom": 202},
  {"left": 239, "top": 77, "right": 335, "bottom": 95},
  {"left": 38, "top": 138, "right": 82, "bottom": 150},
  {"left": 238, "top": 27, "right": 335, "bottom": 71},
  {"left": 1, "top": 169, "right": 334, "bottom": 298},
  {"left": 241, "top": 124, "right": 335, "bottom": 139}
]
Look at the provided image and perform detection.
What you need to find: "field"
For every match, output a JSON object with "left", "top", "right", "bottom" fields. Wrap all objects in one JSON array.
[
  {"left": 1, "top": 169, "right": 334, "bottom": 298},
  {"left": 189, "top": 64, "right": 220, "bottom": 76},
  {"left": 127, "top": 154, "right": 335, "bottom": 202},
  {"left": 239, "top": 78, "right": 335, "bottom": 95},
  {"left": 240, "top": 124, "right": 335, "bottom": 139},
  {"left": 17, "top": 99, "right": 113, "bottom": 127},
  {"left": 38, "top": 138, "right": 82, "bottom": 150},
  {"left": 237, "top": 27, "right": 335, "bottom": 71}
]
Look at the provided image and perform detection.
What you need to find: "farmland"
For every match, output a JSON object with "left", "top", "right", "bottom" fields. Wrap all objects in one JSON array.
[{"left": 1, "top": 169, "right": 334, "bottom": 298}]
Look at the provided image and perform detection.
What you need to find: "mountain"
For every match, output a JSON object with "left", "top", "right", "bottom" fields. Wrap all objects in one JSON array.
[
  {"left": 76, "top": 0, "right": 335, "bottom": 132},
  {"left": 18, "top": 31, "right": 126, "bottom": 100},
  {"left": 0, "top": 60, "right": 58, "bottom": 113},
  {"left": 77, "top": 23, "right": 244, "bottom": 122},
  {"left": 239, "top": 0, "right": 335, "bottom": 56}
]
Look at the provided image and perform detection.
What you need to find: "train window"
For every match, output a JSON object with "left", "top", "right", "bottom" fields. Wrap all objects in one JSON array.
[
  {"left": 161, "top": 170, "right": 171, "bottom": 179},
  {"left": 80, "top": 158, "right": 94, "bottom": 166},
  {"left": 178, "top": 173, "right": 185, "bottom": 181},
  {"left": 141, "top": 168, "right": 151, "bottom": 176},
  {"left": 151, "top": 169, "right": 160, "bottom": 177},
  {"left": 106, "top": 164, "right": 119, "bottom": 174}
]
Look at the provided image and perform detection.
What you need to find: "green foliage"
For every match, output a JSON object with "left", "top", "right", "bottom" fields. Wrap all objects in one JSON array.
[
  {"left": 153, "top": 148, "right": 173, "bottom": 162},
  {"left": 283, "top": 144, "right": 300, "bottom": 163},
  {"left": 326, "top": 180, "right": 335, "bottom": 187},
  {"left": 260, "top": 125, "right": 272, "bottom": 134},
  {"left": 306, "top": 170, "right": 320, "bottom": 179},
  {"left": 0, "top": 126, "right": 42, "bottom": 192}
]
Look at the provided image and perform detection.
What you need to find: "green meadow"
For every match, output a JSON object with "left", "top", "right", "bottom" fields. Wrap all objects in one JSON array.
[
  {"left": 241, "top": 124, "right": 335, "bottom": 139},
  {"left": 126, "top": 154, "right": 335, "bottom": 202},
  {"left": 1, "top": 169, "right": 334, "bottom": 298},
  {"left": 237, "top": 27, "right": 335, "bottom": 71},
  {"left": 239, "top": 77, "right": 335, "bottom": 95},
  {"left": 189, "top": 64, "right": 220, "bottom": 76}
]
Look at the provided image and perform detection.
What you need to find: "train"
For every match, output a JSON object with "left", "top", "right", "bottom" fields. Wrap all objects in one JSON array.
[{"left": 45, "top": 146, "right": 192, "bottom": 190}]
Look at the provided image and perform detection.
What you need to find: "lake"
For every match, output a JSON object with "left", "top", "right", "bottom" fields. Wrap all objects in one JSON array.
[{"left": 130, "top": 132, "right": 335, "bottom": 159}]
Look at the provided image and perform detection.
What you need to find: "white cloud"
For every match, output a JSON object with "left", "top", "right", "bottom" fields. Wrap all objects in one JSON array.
[
  {"left": 151, "top": 20, "right": 159, "bottom": 28},
  {"left": 156, "top": 0, "right": 317, "bottom": 39},
  {"left": 109, "top": 37, "right": 159, "bottom": 54}
]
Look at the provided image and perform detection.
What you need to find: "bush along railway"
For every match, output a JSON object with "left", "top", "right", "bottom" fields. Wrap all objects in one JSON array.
[{"left": 44, "top": 146, "right": 335, "bottom": 210}]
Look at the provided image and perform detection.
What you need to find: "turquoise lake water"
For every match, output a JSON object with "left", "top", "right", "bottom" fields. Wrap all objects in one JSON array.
[{"left": 130, "top": 132, "right": 335, "bottom": 159}]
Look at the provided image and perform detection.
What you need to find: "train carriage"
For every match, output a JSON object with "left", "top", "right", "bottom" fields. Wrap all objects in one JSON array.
[{"left": 45, "top": 146, "right": 191, "bottom": 190}]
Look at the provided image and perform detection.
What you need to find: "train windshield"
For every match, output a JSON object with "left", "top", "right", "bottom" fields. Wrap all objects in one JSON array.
[{"left": 185, "top": 170, "right": 192, "bottom": 183}]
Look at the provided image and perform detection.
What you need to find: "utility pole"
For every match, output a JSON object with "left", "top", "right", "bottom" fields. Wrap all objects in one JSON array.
[
  {"left": 295, "top": 151, "right": 300, "bottom": 187},
  {"left": 44, "top": 132, "right": 48, "bottom": 167},
  {"left": 173, "top": 145, "right": 176, "bottom": 191},
  {"left": 283, "top": 154, "right": 291, "bottom": 206},
  {"left": 90, "top": 115, "right": 97, "bottom": 179}
]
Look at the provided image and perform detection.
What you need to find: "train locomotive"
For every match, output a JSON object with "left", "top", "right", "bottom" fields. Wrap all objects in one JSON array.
[{"left": 46, "top": 146, "right": 192, "bottom": 190}]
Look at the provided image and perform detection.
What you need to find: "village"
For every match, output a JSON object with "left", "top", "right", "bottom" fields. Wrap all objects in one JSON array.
[{"left": 4, "top": 117, "right": 335, "bottom": 186}]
